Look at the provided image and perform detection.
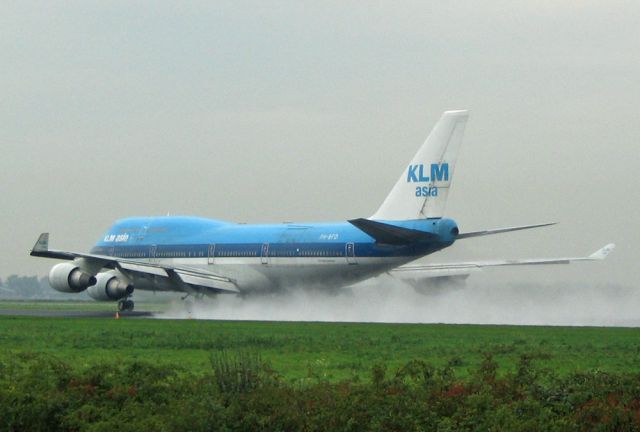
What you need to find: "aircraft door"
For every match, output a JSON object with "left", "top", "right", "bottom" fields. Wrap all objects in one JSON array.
[
  {"left": 149, "top": 245, "right": 157, "bottom": 263},
  {"left": 208, "top": 244, "right": 216, "bottom": 265},
  {"left": 345, "top": 242, "right": 357, "bottom": 265},
  {"left": 261, "top": 243, "right": 269, "bottom": 265}
]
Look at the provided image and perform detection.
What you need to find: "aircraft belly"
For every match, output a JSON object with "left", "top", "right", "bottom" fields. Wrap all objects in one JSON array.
[
  {"left": 203, "top": 257, "right": 408, "bottom": 292},
  {"left": 122, "top": 256, "right": 410, "bottom": 294}
]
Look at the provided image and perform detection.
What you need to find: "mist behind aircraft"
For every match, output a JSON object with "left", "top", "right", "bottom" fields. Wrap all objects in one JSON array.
[{"left": 160, "top": 275, "right": 639, "bottom": 327}]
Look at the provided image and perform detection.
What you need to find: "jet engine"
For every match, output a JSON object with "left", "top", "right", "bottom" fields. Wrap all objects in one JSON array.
[
  {"left": 48, "top": 262, "right": 97, "bottom": 293},
  {"left": 86, "top": 271, "right": 134, "bottom": 301}
]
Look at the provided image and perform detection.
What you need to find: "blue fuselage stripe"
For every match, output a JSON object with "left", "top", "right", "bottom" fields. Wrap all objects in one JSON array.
[
  {"left": 91, "top": 216, "right": 457, "bottom": 259},
  {"left": 90, "top": 242, "right": 442, "bottom": 259}
]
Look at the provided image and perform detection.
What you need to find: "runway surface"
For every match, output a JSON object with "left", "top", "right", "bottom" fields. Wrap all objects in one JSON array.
[{"left": 0, "top": 309, "right": 154, "bottom": 318}]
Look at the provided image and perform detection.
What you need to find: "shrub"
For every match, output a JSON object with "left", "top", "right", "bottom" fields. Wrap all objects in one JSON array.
[{"left": 2, "top": 350, "right": 640, "bottom": 431}]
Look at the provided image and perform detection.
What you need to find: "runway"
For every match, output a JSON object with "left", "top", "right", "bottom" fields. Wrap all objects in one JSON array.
[{"left": 0, "top": 309, "right": 154, "bottom": 318}]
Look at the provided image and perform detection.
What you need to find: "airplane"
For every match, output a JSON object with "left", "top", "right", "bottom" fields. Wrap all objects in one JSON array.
[{"left": 30, "top": 110, "right": 614, "bottom": 312}]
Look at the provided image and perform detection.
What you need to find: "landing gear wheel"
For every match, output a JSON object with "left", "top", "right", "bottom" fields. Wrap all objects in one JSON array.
[
  {"left": 184, "top": 297, "right": 194, "bottom": 315},
  {"left": 118, "top": 299, "right": 135, "bottom": 312}
]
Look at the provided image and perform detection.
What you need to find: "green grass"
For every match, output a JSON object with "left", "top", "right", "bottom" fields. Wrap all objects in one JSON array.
[{"left": 1, "top": 312, "right": 639, "bottom": 383}]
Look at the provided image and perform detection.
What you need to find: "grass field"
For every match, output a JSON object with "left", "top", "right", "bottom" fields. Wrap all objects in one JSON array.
[
  {"left": 4, "top": 302, "right": 640, "bottom": 430},
  {"left": 1, "top": 302, "right": 640, "bottom": 383}
]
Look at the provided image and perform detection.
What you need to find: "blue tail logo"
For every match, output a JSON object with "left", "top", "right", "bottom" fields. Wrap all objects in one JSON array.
[{"left": 406, "top": 163, "right": 449, "bottom": 183}]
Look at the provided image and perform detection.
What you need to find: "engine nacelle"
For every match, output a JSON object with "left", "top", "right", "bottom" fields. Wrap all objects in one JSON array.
[
  {"left": 49, "top": 262, "right": 97, "bottom": 293},
  {"left": 86, "top": 271, "right": 134, "bottom": 301}
]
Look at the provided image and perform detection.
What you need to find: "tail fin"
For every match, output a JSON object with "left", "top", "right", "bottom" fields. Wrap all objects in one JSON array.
[{"left": 371, "top": 110, "right": 469, "bottom": 220}]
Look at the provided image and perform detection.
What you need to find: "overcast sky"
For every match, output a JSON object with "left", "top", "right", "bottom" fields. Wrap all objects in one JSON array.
[{"left": 1, "top": 1, "right": 638, "bottom": 287}]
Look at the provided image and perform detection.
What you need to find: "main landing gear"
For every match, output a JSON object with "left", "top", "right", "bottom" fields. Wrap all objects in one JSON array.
[
  {"left": 180, "top": 292, "right": 207, "bottom": 318},
  {"left": 118, "top": 298, "right": 135, "bottom": 312}
]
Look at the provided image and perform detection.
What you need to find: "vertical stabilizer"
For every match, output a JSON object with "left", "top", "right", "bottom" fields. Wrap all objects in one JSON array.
[{"left": 371, "top": 110, "right": 468, "bottom": 220}]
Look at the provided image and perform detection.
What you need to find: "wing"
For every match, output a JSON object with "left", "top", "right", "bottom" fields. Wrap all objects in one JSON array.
[
  {"left": 30, "top": 233, "right": 239, "bottom": 294},
  {"left": 391, "top": 243, "right": 615, "bottom": 279}
]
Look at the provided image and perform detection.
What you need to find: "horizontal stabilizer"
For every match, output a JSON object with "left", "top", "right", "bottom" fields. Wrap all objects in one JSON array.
[
  {"left": 456, "top": 222, "right": 556, "bottom": 239},
  {"left": 348, "top": 218, "right": 437, "bottom": 245}
]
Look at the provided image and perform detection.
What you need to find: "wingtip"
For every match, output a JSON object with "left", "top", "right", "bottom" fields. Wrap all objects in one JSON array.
[
  {"left": 31, "top": 233, "right": 49, "bottom": 253},
  {"left": 589, "top": 243, "right": 615, "bottom": 260},
  {"left": 443, "top": 109, "right": 469, "bottom": 117}
]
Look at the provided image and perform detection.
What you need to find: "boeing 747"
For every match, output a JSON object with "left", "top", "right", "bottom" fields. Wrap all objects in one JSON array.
[{"left": 30, "top": 111, "right": 614, "bottom": 311}]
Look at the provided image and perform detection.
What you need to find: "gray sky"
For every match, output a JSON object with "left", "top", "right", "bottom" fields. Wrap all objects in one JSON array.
[{"left": 1, "top": 1, "right": 638, "bottom": 287}]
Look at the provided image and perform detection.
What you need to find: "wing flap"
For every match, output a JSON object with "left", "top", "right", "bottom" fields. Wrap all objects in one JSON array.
[
  {"left": 174, "top": 270, "right": 239, "bottom": 293},
  {"left": 118, "top": 261, "right": 168, "bottom": 277}
]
